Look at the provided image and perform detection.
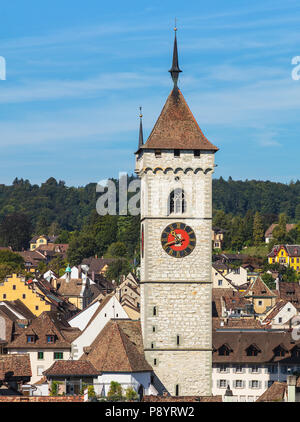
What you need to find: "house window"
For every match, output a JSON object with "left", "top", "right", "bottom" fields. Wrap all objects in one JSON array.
[
  {"left": 194, "top": 150, "right": 200, "bottom": 157},
  {"left": 278, "top": 317, "right": 282, "bottom": 323},
  {"left": 27, "top": 335, "right": 35, "bottom": 343},
  {"left": 249, "top": 365, "right": 260, "bottom": 373},
  {"left": 233, "top": 365, "right": 244, "bottom": 373},
  {"left": 47, "top": 335, "right": 55, "bottom": 343},
  {"left": 219, "top": 364, "right": 229, "bottom": 373},
  {"left": 218, "top": 280, "right": 222, "bottom": 286},
  {"left": 174, "top": 149, "right": 180, "bottom": 157},
  {"left": 54, "top": 352, "right": 63, "bottom": 360},
  {"left": 258, "top": 300, "right": 263, "bottom": 306},
  {"left": 154, "top": 358, "right": 157, "bottom": 366},
  {"left": 22, "top": 294, "right": 26, "bottom": 299},
  {"left": 176, "top": 335, "right": 180, "bottom": 346},
  {"left": 152, "top": 326, "right": 156, "bottom": 333},
  {"left": 218, "top": 344, "right": 231, "bottom": 356},
  {"left": 234, "top": 380, "right": 243, "bottom": 388},
  {"left": 153, "top": 306, "right": 157, "bottom": 316},
  {"left": 13, "top": 285, "right": 16, "bottom": 290},
  {"left": 37, "top": 366, "right": 44, "bottom": 376},
  {"left": 250, "top": 380, "right": 260, "bottom": 389},
  {"left": 151, "top": 342, "right": 154, "bottom": 349},
  {"left": 37, "top": 351, "right": 44, "bottom": 360},
  {"left": 35, "top": 306, "right": 39, "bottom": 311},
  {"left": 274, "top": 346, "right": 286, "bottom": 357},
  {"left": 3, "top": 294, "right": 6, "bottom": 299},
  {"left": 175, "top": 385, "right": 179, "bottom": 396},
  {"left": 267, "top": 365, "right": 276, "bottom": 373},
  {"left": 246, "top": 345, "right": 260, "bottom": 356},
  {"left": 219, "top": 380, "right": 228, "bottom": 388},
  {"left": 155, "top": 150, "right": 161, "bottom": 158},
  {"left": 168, "top": 189, "right": 186, "bottom": 214}
]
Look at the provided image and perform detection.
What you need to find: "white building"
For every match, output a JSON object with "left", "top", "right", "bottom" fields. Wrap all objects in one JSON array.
[
  {"left": 69, "top": 294, "right": 128, "bottom": 359},
  {"left": 212, "top": 329, "right": 300, "bottom": 402}
]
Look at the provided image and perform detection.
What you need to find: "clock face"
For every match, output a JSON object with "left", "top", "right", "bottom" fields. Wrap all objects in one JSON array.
[{"left": 161, "top": 222, "right": 196, "bottom": 258}]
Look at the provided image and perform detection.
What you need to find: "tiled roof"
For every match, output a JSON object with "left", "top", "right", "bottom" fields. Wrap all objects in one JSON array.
[
  {"left": 268, "top": 244, "right": 300, "bottom": 258},
  {"left": 262, "top": 300, "right": 290, "bottom": 324},
  {"left": 57, "top": 278, "right": 85, "bottom": 296},
  {"left": 256, "top": 381, "right": 286, "bottom": 402},
  {"left": 142, "top": 395, "right": 222, "bottom": 402},
  {"left": 43, "top": 360, "right": 100, "bottom": 377},
  {"left": 140, "top": 87, "right": 218, "bottom": 151},
  {"left": 7, "top": 311, "right": 81, "bottom": 349},
  {"left": 213, "top": 317, "right": 262, "bottom": 330},
  {"left": 80, "top": 319, "right": 152, "bottom": 372},
  {"left": 0, "top": 354, "right": 31, "bottom": 379},
  {"left": 242, "top": 276, "right": 277, "bottom": 298},
  {"left": 212, "top": 330, "right": 300, "bottom": 364},
  {"left": 81, "top": 257, "right": 115, "bottom": 274},
  {"left": 265, "top": 224, "right": 295, "bottom": 238},
  {"left": 278, "top": 282, "right": 300, "bottom": 310}
]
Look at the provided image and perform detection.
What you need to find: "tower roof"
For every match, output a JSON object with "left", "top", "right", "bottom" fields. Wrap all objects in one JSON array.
[{"left": 140, "top": 86, "right": 218, "bottom": 151}]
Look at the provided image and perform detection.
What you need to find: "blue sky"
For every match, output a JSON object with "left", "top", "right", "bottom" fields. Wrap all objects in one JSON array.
[{"left": 0, "top": 0, "right": 300, "bottom": 186}]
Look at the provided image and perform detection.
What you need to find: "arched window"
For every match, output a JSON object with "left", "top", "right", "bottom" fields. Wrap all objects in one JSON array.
[{"left": 168, "top": 188, "right": 186, "bottom": 214}]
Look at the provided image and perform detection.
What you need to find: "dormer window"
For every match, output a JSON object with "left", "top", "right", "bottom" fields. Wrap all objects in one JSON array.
[
  {"left": 27, "top": 335, "right": 35, "bottom": 343},
  {"left": 47, "top": 335, "right": 55, "bottom": 344},
  {"left": 273, "top": 345, "right": 287, "bottom": 357},
  {"left": 246, "top": 344, "right": 261, "bottom": 356},
  {"left": 218, "top": 344, "right": 232, "bottom": 356}
]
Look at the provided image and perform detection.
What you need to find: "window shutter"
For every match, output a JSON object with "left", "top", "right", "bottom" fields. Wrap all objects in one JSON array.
[
  {"left": 249, "top": 381, "right": 252, "bottom": 388},
  {"left": 243, "top": 381, "right": 246, "bottom": 388},
  {"left": 265, "top": 381, "right": 269, "bottom": 389},
  {"left": 258, "top": 381, "right": 262, "bottom": 389},
  {"left": 232, "top": 366, "right": 236, "bottom": 373}
]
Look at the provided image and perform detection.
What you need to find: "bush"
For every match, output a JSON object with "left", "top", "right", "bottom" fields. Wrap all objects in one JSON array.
[
  {"left": 107, "top": 381, "right": 123, "bottom": 401},
  {"left": 125, "top": 387, "right": 138, "bottom": 401}
]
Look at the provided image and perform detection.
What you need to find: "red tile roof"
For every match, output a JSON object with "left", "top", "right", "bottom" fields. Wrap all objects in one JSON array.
[
  {"left": 141, "top": 87, "right": 218, "bottom": 151},
  {"left": 80, "top": 319, "right": 152, "bottom": 373},
  {"left": 0, "top": 354, "right": 31, "bottom": 379},
  {"left": 43, "top": 360, "right": 100, "bottom": 377}
]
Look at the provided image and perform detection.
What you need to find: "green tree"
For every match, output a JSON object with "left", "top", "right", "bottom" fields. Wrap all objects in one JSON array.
[
  {"left": 253, "top": 212, "right": 264, "bottom": 245},
  {"left": 105, "top": 258, "right": 131, "bottom": 284},
  {"left": 105, "top": 242, "right": 128, "bottom": 258},
  {"left": 0, "top": 214, "right": 32, "bottom": 251},
  {"left": 272, "top": 213, "right": 287, "bottom": 243},
  {"left": 67, "top": 232, "right": 97, "bottom": 266}
]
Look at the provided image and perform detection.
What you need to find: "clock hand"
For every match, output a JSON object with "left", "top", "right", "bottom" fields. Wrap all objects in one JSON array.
[
  {"left": 171, "top": 230, "right": 181, "bottom": 242},
  {"left": 165, "top": 239, "right": 182, "bottom": 247}
]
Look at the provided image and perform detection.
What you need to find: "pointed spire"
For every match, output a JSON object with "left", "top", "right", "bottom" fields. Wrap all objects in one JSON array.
[
  {"left": 169, "top": 21, "right": 182, "bottom": 87},
  {"left": 138, "top": 106, "right": 144, "bottom": 148}
]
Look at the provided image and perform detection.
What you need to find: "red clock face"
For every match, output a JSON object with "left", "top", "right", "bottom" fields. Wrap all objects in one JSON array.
[{"left": 161, "top": 222, "right": 196, "bottom": 258}]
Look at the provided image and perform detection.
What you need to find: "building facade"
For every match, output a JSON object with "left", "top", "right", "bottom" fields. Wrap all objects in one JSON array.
[{"left": 135, "top": 30, "right": 218, "bottom": 396}]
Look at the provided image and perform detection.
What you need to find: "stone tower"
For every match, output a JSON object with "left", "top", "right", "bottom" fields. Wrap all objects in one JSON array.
[{"left": 135, "top": 29, "right": 218, "bottom": 396}]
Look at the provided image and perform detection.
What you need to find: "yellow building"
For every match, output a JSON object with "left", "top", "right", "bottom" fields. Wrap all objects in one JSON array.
[
  {"left": 268, "top": 245, "right": 300, "bottom": 272},
  {"left": 242, "top": 276, "right": 277, "bottom": 314},
  {"left": 0, "top": 274, "right": 52, "bottom": 316},
  {"left": 30, "top": 235, "right": 54, "bottom": 251}
]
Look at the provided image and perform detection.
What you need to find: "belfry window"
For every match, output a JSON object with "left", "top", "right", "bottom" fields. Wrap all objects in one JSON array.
[{"left": 168, "top": 188, "right": 186, "bottom": 214}]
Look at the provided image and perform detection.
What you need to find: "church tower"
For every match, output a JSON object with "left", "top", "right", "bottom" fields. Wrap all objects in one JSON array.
[{"left": 135, "top": 28, "right": 218, "bottom": 396}]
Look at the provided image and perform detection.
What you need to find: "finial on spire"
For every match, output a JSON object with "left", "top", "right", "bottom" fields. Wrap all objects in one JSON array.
[
  {"left": 169, "top": 21, "right": 182, "bottom": 87},
  {"left": 138, "top": 106, "right": 144, "bottom": 148}
]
